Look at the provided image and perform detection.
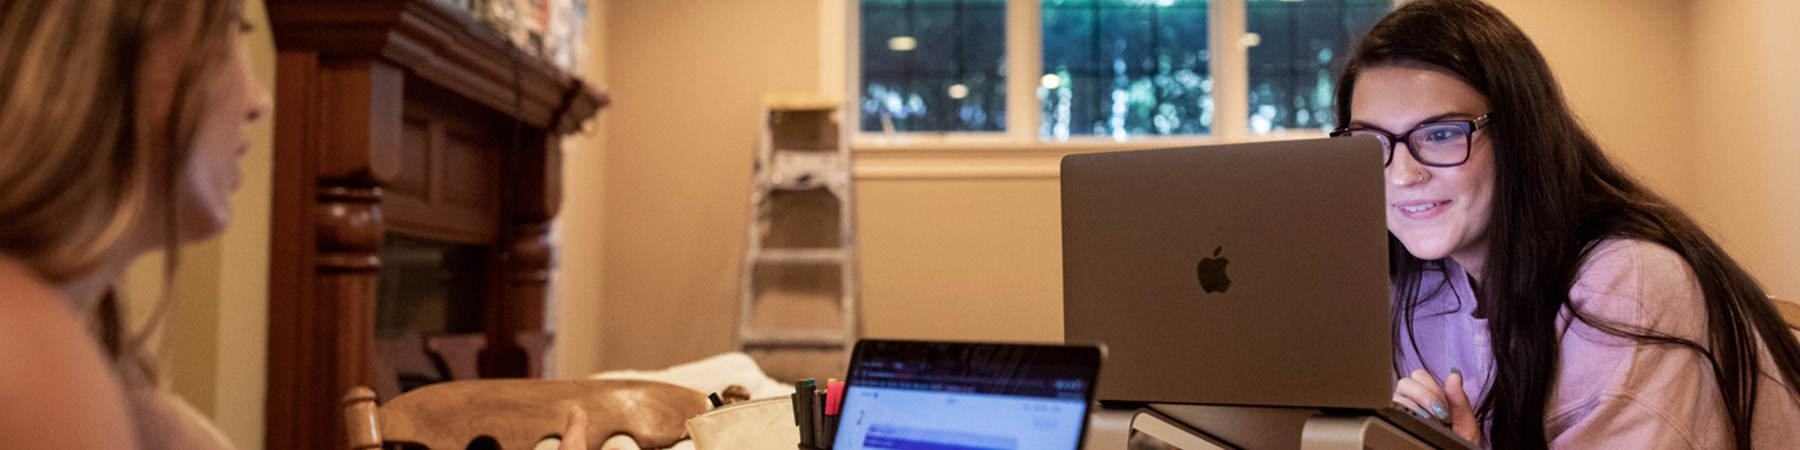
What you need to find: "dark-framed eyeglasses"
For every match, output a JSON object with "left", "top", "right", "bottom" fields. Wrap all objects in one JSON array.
[{"left": 1329, "top": 114, "right": 1491, "bottom": 167}]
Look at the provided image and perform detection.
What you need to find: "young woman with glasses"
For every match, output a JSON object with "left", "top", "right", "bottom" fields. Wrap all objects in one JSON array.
[{"left": 1329, "top": 0, "right": 1800, "bottom": 448}]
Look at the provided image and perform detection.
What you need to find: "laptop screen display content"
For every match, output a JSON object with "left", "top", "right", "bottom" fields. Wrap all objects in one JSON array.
[{"left": 830, "top": 341, "right": 1098, "bottom": 450}]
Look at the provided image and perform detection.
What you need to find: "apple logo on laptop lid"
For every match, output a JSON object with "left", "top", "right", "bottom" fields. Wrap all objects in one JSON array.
[{"left": 1196, "top": 246, "right": 1231, "bottom": 293}]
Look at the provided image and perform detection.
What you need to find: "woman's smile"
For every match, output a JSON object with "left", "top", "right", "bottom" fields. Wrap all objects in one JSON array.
[{"left": 1395, "top": 199, "right": 1451, "bottom": 220}]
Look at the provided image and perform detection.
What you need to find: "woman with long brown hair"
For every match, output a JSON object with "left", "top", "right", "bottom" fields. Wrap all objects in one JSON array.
[
  {"left": 1332, "top": 0, "right": 1800, "bottom": 448},
  {"left": 0, "top": 0, "right": 266, "bottom": 447}
]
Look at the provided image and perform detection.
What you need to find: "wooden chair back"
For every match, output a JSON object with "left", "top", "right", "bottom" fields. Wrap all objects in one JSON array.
[
  {"left": 371, "top": 332, "right": 560, "bottom": 402},
  {"left": 344, "top": 379, "right": 710, "bottom": 450}
]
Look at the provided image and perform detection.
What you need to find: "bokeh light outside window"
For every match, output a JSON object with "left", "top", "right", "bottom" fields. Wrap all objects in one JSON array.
[
  {"left": 1042, "top": 0, "right": 1210, "bottom": 140},
  {"left": 861, "top": 0, "right": 1007, "bottom": 133},
  {"left": 1246, "top": 0, "right": 1388, "bottom": 135},
  {"left": 858, "top": 0, "right": 1388, "bottom": 138}
]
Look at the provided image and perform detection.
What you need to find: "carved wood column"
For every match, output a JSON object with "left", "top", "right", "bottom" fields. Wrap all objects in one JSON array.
[
  {"left": 268, "top": 55, "right": 405, "bottom": 450},
  {"left": 487, "top": 131, "right": 559, "bottom": 377},
  {"left": 316, "top": 182, "right": 382, "bottom": 406}
]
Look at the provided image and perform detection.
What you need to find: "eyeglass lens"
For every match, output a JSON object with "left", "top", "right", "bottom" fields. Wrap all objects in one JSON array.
[{"left": 1349, "top": 122, "right": 1471, "bottom": 166}]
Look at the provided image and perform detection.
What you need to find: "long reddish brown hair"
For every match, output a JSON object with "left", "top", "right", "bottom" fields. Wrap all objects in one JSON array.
[{"left": 0, "top": 0, "right": 243, "bottom": 360}]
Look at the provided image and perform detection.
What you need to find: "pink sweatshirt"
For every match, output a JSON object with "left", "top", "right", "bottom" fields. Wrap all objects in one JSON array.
[{"left": 1395, "top": 239, "right": 1800, "bottom": 448}]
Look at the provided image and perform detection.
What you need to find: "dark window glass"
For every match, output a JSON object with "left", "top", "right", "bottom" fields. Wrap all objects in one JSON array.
[
  {"left": 861, "top": 0, "right": 1008, "bottom": 132},
  {"left": 1042, "top": 0, "right": 1211, "bottom": 139},
  {"left": 376, "top": 233, "right": 488, "bottom": 335},
  {"left": 1245, "top": 0, "right": 1388, "bottom": 134}
]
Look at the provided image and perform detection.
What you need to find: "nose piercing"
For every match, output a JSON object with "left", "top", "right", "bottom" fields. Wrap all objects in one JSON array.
[{"left": 1411, "top": 172, "right": 1426, "bottom": 184}]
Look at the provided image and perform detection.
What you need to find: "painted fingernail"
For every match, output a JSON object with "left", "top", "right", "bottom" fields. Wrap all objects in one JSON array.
[
  {"left": 1432, "top": 402, "right": 1450, "bottom": 420},
  {"left": 1451, "top": 367, "right": 1462, "bottom": 378},
  {"left": 1414, "top": 407, "right": 1432, "bottom": 418}
]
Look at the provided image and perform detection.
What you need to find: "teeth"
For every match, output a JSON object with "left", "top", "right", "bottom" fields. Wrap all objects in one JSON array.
[{"left": 1403, "top": 203, "right": 1438, "bottom": 213}]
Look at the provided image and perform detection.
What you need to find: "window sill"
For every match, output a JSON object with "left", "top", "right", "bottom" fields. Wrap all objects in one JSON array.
[{"left": 851, "top": 131, "right": 1327, "bottom": 180}]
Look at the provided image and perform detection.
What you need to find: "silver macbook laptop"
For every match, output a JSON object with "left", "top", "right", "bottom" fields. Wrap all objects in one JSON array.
[{"left": 1060, "top": 137, "right": 1474, "bottom": 449}]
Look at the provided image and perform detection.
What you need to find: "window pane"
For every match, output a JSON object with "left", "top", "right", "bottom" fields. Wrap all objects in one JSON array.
[
  {"left": 861, "top": 0, "right": 1008, "bottom": 132},
  {"left": 1042, "top": 0, "right": 1210, "bottom": 140},
  {"left": 1246, "top": 0, "right": 1388, "bottom": 135},
  {"left": 376, "top": 233, "right": 488, "bottom": 335}
]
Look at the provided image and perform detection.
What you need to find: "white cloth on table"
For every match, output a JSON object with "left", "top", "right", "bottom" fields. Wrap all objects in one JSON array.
[{"left": 587, "top": 352, "right": 796, "bottom": 400}]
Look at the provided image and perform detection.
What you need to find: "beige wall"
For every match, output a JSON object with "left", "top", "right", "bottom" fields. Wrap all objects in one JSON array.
[
  {"left": 1492, "top": 0, "right": 1798, "bottom": 298},
  {"left": 857, "top": 171, "right": 1068, "bottom": 343},
  {"left": 1688, "top": 0, "right": 1800, "bottom": 299},
  {"left": 1486, "top": 0, "right": 1693, "bottom": 201},
  {"left": 553, "top": 0, "right": 611, "bottom": 379},
  {"left": 594, "top": 0, "right": 821, "bottom": 370}
]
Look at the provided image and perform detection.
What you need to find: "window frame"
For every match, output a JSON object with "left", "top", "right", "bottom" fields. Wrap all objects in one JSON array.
[{"left": 845, "top": 0, "right": 1395, "bottom": 148}]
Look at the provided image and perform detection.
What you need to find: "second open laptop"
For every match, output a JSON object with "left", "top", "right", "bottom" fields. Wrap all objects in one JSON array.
[
  {"left": 1060, "top": 137, "right": 1476, "bottom": 449},
  {"left": 829, "top": 339, "right": 1104, "bottom": 450}
]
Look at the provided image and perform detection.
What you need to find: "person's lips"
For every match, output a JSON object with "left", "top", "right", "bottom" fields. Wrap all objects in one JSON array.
[{"left": 1394, "top": 199, "right": 1450, "bottom": 220}]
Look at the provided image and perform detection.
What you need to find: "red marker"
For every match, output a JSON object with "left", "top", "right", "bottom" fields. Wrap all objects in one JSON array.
[{"left": 825, "top": 380, "right": 845, "bottom": 415}]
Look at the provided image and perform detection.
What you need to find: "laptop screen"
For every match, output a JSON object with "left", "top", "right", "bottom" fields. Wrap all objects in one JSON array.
[{"left": 830, "top": 340, "right": 1101, "bottom": 450}]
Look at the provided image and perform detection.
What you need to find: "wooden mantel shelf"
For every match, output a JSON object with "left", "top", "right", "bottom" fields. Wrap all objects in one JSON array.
[
  {"left": 270, "top": 0, "right": 606, "bottom": 134},
  {"left": 264, "top": 2, "right": 605, "bottom": 450}
]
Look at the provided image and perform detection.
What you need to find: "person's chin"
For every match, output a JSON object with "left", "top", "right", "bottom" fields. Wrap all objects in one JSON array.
[
  {"left": 177, "top": 206, "right": 232, "bottom": 243},
  {"left": 1395, "top": 233, "right": 1455, "bottom": 261}
]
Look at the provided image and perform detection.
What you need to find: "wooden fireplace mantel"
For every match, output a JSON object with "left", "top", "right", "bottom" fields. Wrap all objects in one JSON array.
[
  {"left": 265, "top": 2, "right": 604, "bottom": 450},
  {"left": 271, "top": 1, "right": 602, "bottom": 134}
]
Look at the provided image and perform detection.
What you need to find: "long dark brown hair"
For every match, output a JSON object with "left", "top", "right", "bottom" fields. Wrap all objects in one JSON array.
[{"left": 1333, "top": 1, "right": 1800, "bottom": 448}]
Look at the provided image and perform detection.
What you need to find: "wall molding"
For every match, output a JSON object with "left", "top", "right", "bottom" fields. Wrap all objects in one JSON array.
[
  {"left": 850, "top": 136, "right": 1319, "bottom": 180},
  {"left": 852, "top": 141, "right": 1166, "bottom": 180},
  {"left": 854, "top": 161, "right": 1062, "bottom": 180}
]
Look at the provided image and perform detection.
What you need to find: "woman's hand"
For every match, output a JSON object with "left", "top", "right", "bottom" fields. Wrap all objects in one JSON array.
[
  {"left": 1393, "top": 369, "right": 1480, "bottom": 444},
  {"left": 557, "top": 404, "right": 588, "bottom": 450}
]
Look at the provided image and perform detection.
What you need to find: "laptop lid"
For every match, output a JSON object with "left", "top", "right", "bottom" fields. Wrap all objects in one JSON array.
[
  {"left": 831, "top": 339, "right": 1103, "bottom": 450},
  {"left": 1060, "top": 137, "right": 1392, "bottom": 410}
]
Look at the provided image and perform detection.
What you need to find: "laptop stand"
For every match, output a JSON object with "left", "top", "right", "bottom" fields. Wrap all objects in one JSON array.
[
  {"left": 1130, "top": 409, "right": 1443, "bottom": 450},
  {"left": 1300, "top": 414, "right": 1437, "bottom": 450}
]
